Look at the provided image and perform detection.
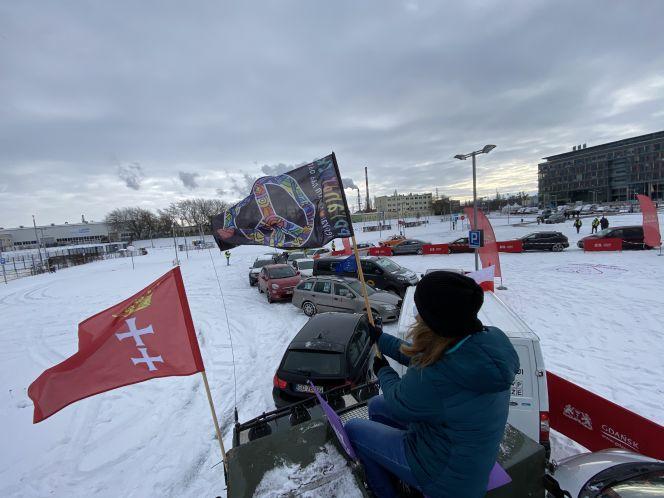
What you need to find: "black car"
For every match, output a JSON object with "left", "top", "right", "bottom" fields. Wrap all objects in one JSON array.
[
  {"left": 520, "top": 232, "right": 569, "bottom": 251},
  {"left": 272, "top": 312, "right": 372, "bottom": 408},
  {"left": 313, "top": 255, "right": 418, "bottom": 297},
  {"left": 577, "top": 225, "right": 650, "bottom": 250},
  {"left": 390, "top": 239, "right": 430, "bottom": 255}
]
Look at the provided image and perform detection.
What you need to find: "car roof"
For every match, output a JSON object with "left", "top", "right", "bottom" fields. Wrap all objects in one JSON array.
[
  {"left": 265, "top": 264, "right": 291, "bottom": 269},
  {"left": 288, "top": 313, "right": 362, "bottom": 352},
  {"left": 301, "top": 275, "right": 359, "bottom": 284},
  {"left": 318, "top": 255, "right": 379, "bottom": 261},
  {"left": 608, "top": 225, "right": 642, "bottom": 230}
]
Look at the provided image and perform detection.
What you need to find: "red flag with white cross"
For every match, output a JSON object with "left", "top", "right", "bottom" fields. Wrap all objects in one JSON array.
[{"left": 28, "top": 266, "right": 204, "bottom": 423}]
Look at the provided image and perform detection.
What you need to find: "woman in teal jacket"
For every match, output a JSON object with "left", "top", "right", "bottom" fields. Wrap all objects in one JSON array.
[{"left": 345, "top": 271, "right": 519, "bottom": 498}]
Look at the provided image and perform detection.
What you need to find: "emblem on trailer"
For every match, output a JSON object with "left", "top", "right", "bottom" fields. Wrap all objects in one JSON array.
[{"left": 563, "top": 404, "right": 593, "bottom": 430}]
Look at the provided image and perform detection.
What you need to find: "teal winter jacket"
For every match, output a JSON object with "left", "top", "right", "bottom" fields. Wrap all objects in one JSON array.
[{"left": 376, "top": 327, "right": 519, "bottom": 498}]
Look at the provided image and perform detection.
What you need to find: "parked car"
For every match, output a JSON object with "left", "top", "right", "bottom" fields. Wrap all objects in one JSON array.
[
  {"left": 390, "top": 238, "right": 430, "bottom": 255},
  {"left": 248, "top": 256, "right": 276, "bottom": 286},
  {"left": 448, "top": 236, "right": 474, "bottom": 253},
  {"left": 286, "top": 251, "right": 306, "bottom": 263},
  {"left": 304, "top": 247, "right": 330, "bottom": 257},
  {"left": 272, "top": 312, "right": 373, "bottom": 407},
  {"left": 577, "top": 225, "right": 650, "bottom": 250},
  {"left": 545, "top": 448, "right": 664, "bottom": 498},
  {"left": 290, "top": 258, "right": 314, "bottom": 277},
  {"left": 544, "top": 213, "right": 566, "bottom": 224},
  {"left": 398, "top": 285, "right": 550, "bottom": 456},
  {"left": 257, "top": 264, "right": 302, "bottom": 302},
  {"left": 378, "top": 234, "right": 406, "bottom": 247},
  {"left": 313, "top": 256, "right": 418, "bottom": 296},
  {"left": 520, "top": 232, "right": 569, "bottom": 252},
  {"left": 356, "top": 242, "right": 375, "bottom": 255},
  {"left": 292, "top": 275, "right": 401, "bottom": 322}
]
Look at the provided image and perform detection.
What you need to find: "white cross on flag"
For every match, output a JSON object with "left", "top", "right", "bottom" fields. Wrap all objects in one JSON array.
[{"left": 28, "top": 267, "right": 204, "bottom": 423}]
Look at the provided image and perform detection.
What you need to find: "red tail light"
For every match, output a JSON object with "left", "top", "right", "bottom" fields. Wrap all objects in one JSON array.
[
  {"left": 540, "top": 411, "right": 550, "bottom": 443},
  {"left": 273, "top": 375, "right": 287, "bottom": 389}
]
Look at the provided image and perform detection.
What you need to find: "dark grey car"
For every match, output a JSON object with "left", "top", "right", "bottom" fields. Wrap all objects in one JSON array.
[
  {"left": 390, "top": 239, "right": 430, "bottom": 255},
  {"left": 292, "top": 275, "right": 401, "bottom": 322}
]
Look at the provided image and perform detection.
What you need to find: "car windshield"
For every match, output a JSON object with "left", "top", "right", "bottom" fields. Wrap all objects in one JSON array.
[
  {"left": 375, "top": 258, "right": 401, "bottom": 272},
  {"left": 346, "top": 280, "right": 376, "bottom": 295},
  {"left": 288, "top": 252, "right": 306, "bottom": 260},
  {"left": 600, "top": 469, "right": 664, "bottom": 497},
  {"left": 597, "top": 228, "right": 613, "bottom": 237},
  {"left": 268, "top": 267, "right": 296, "bottom": 279},
  {"left": 252, "top": 259, "right": 272, "bottom": 268},
  {"left": 282, "top": 350, "right": 343, "bottom": 376},
  {"left": 296, "top": 260, "right": 314, "bottom": 270}
]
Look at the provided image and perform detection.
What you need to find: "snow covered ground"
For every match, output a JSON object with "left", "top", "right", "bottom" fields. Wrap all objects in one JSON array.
[{"left": 1, "top": 212, "right": 662, "bottom": 497}]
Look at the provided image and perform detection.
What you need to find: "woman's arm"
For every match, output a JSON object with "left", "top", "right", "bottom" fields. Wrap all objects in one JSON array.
[
  {"left": 377, "top": 365, "right": 438, "bottom": 422},
  {"left": 377, "top": 332, "right": 412, "bottom": 367}
]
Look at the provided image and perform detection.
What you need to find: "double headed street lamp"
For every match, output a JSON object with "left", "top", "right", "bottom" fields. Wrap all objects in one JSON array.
[{"left": 454, "top": 144, "right": 496, "bottom": 270}]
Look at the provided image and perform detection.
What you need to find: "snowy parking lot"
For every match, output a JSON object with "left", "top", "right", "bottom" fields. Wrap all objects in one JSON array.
[{"left": 1, "top": 213, "right": 662, "bottom": 497}]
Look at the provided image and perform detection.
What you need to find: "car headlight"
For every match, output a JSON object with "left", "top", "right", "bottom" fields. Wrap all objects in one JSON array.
[
  {"left": 381, "top": 305, "right": 397, "bottom": 311},
  {"left": 271, "top": 283, "right": 280, "bottom": 289}
]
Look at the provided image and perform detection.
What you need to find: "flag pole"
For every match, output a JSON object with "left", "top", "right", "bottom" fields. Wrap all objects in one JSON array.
[
  {"left": 350, "top": 235, "right": 383, "bottom": 359},
  {"left": 200, "top": 370, "right": 227, "bottom": 473}
]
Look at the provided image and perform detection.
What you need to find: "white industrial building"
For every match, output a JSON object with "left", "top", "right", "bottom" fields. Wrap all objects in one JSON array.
[
  {"left": 374, "top": 192, "right": 433, "bottom": 214},
  {"left": 0, "top": 222, "right": 122, "bottom": 251}
]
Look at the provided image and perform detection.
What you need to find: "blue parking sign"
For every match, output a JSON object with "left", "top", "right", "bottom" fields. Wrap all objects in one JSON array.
[
  {"left": 0, "top": 257, "right": 5, "bottom": 265},
  {"left": 469, "top": 230, "right": 484, "bottom": 249}
]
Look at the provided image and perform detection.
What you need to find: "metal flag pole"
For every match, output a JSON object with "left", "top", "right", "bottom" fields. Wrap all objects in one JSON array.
[
  {"left": 200, "top": 370, "right": 227, "bottom": 473},
  {"left": 350, "top": 235, "right": 383, "bottom": 359},
  {"left": 172, "top": 227, "right": 180, "bottom": 265}
]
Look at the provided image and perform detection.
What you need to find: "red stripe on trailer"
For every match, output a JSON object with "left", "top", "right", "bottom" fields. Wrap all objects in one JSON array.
[{"left": 547, "top": 371, "right": 664, "bottom": 460}]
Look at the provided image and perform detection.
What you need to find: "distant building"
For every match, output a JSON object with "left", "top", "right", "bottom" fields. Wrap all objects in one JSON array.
[
  {"left": 374, "top": 192, "right": 433, "bottom": 214},
  {"left": 0, "top": 222, "right": 127, "bottom": 251},
  {"left": 538, "top": 131, "right": 664, "bottom": 205}
]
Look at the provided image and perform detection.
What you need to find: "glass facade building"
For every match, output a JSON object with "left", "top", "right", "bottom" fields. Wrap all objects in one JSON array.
[{"left": 538, "top": 131, "right": 664, "bottom": 205}]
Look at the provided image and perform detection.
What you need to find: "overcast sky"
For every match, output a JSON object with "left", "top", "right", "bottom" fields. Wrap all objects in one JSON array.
[{"left": 2, "top": 1, "right": 664, "bottom": 227}]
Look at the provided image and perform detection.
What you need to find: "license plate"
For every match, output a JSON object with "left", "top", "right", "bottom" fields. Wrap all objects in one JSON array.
[{"left": 294, "top": 384, "right": 322, "bottom": 393}]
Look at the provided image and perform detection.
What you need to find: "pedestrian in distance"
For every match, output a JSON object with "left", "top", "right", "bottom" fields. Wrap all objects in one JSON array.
[
  {"left": 574, "top": 217, "right": 582, "bottom": 234},
  {"left": 591, "top": 217, "right": 600, "bottom": 234},
  {"left": 345, "top": 271, "right": 519, "bottom": 498},
  {"left": 331, "top": 240, "right": 336, "bottom": 252},
  {"left": 224, "top": 250, "right": 231, "bottom": 266},
  {"left": 600, "top": 216, "right": 609, "bottom": 230}
]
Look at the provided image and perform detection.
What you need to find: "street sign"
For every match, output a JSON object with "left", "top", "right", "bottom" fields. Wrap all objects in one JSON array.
[
  {"left": 0, "top": 257, "right": 5, "bottom": 265},
  {"left": 469, "top": 230, "right": 484, "bottom": 249}
]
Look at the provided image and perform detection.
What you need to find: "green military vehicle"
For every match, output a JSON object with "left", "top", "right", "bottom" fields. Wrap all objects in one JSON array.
[{"left": 225, "top": 381, "right": 546, "bottom": 497}]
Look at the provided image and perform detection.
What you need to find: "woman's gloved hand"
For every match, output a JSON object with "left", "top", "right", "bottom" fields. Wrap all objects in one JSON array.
[
  {"left": 372, "top": 354, "right": 390, "bottom": 377},
  {"left": 368, "top": 322, "right": 383, "bottom": 344}
]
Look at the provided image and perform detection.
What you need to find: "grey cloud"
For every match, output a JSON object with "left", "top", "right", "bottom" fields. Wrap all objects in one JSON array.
[
  {"left": 1, "top": 1, "right": 664, "bottom": 226},
  {"left": 342, "top": 178, "right": 359, "bottom": 190},
  {"left": 215, "top": 187, "right": 226, "bottom": 196},
  {"left": 178, "top": 171, "right": 200, "bottom": 189},
  {"left": 117, "top": 162, "right": 144, "bottom": 190},
  {"left": 260, "top": 163, "right": 293, "bottom": 176}
]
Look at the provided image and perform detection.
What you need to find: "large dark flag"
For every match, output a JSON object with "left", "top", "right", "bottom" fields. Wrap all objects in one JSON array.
[{"left": 213, "top": 153, "right": 354, "bottom": 251}]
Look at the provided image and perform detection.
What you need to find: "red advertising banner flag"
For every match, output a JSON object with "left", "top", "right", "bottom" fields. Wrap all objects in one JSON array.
[
  {"left": 464, "top": 208, "right": 502, "bottom": 277},
  {"left": 637, "top": 194, "right": 661, "bottom": 248},
  {"left": 547, "top": 371, "right": 664, "bottom": 460},
  {"left": 497, "top": 240, "right": 523, "bottom": 253},
  {"left": 28, "top": 267, "right": 204, "bottom": 423},
  {"left": 583, "top": 238, "right": 622, "bottom": 252},
  {"left": 422, "top": 243, "right": 450, "bottom": 255}
]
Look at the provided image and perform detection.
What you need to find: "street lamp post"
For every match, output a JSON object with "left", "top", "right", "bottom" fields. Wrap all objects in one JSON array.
[{"left": 454, "top": 144, "right": 496, "bottom": 271}]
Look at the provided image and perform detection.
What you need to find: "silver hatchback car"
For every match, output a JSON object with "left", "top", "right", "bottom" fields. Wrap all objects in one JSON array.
[{"left": 292, "top": 276, "right": 401, "bottom": 322}]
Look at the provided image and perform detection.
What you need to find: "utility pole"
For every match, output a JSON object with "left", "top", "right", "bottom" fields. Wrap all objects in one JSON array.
[{"left": 32, "top": 215, "right": 45, "bottom": 270}]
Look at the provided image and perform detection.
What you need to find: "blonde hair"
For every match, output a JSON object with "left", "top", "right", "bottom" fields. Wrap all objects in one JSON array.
[{"left": 400, "top": 316, "right": 457, "bottom": 368}]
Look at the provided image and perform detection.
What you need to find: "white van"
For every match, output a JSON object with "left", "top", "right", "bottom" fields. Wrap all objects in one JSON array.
[{"left": 395, "top": 287, "right": 550, "bottom": 456}]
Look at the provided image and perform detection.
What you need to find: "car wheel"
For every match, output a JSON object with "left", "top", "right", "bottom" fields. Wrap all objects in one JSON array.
[
  {"left": 302, "top": 301, "right": 317, "bottom": 317},
  {"left": 416, "top": 248, "right": 423, "bottom": 255},
  {"left": 552, "top": 243, "right": 564, "bottom": 252},
  {"left": 267, "top": 290, "right": 273, "bottom": 303}
]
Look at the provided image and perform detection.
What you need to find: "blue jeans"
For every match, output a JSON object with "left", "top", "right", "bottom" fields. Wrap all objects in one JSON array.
[{"left": 345, "top": 396, "right": 421, "bottom": 498}]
